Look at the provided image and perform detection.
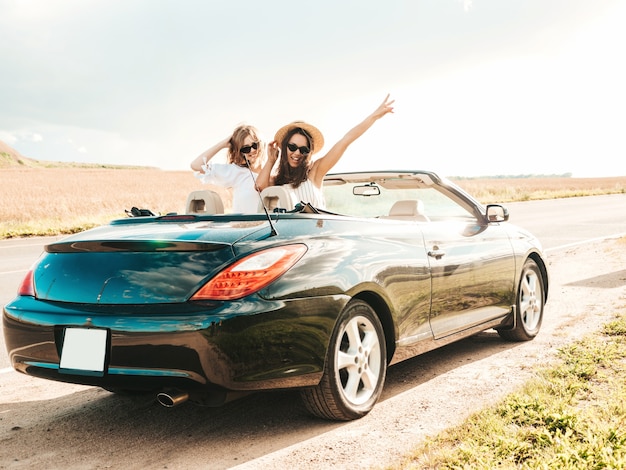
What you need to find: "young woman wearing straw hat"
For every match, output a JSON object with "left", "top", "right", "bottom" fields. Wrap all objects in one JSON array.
[
  {"left": 190, "top": 124, "right": 266, "bottom": 213},
  {"left": 257, "top": 94, "right": 394, "bottom": 209}
]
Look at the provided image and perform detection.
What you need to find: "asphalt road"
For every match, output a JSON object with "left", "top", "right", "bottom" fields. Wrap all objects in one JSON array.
[
  {"left": 503, "top": 193, "right": 626, "bottom": 252},
  {"left": 1, "top": 194, "right": 625, "bottom": 469}
]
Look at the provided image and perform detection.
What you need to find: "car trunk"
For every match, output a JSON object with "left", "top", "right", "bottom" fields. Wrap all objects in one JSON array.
[{"left": 32, "top": 218, "right": 271, "bottom": 304}]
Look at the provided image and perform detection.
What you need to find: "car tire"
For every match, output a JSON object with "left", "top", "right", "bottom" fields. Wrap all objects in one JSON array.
[
  {"left": 498, "top": 258, "right": 544, "bottom": 342},
  {"left": 300, "top": 299, "right": 387, "bottom": 421}
]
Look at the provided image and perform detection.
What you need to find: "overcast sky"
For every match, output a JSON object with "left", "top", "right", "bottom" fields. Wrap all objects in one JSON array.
[{"left": 1, "top": 0, "right": 625, "bottom": 178}]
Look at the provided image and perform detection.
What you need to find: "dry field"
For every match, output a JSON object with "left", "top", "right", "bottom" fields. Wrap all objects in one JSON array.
[
  {"left": 1, "top": 167, "right": 625, "bottom": 238},
  {"left": 0, "top": 168, "right": 228, "bottom": 238},
  {"left": 457, "top": 176, "right": 626, "bottom": 203}
]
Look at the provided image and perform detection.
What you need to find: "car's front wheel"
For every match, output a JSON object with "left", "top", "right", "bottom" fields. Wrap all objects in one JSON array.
[
  {"left": 498, "top": 258, "right": 544, "bottom": 341},
  {"left": 300, "top": 300, "right": 387, "bottom": 421}
]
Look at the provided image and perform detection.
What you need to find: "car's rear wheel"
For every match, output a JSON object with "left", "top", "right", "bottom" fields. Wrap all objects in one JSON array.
[
  {"left": 498, "top": 258, "right": 544, "bottom": 341},
  {"left": 300, "top": 300, "right": 387, "bottom": 421}
]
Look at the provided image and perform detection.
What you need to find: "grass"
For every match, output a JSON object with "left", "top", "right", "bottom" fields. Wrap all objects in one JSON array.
[
  {"left": 391, "top": 310, "right": 626, "bottom": 469},
  {"left": 0, "top": 151, "right": 152, "bottom": 170},
  {"left": 456, "top": 176, "right": 626, "bottom": 203},
  {"left": 0, "top": 168, "right": 230, "bottom": 238},
  {"left": 1, "top": 167, "right": 625, "bottom": 239}
]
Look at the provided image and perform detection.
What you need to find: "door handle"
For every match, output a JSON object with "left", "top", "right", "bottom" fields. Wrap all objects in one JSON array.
[{"left": 428, "top": 246, "right": 445, "bottom": 260}]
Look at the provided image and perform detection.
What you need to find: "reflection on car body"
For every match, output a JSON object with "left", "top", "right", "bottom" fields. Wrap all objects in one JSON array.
[{"left": 3, "top": 171, "right": 548, "bottom": 421}]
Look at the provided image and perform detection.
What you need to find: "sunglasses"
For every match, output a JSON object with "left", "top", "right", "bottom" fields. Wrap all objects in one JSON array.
[
  {"left": 240, "top": 142, "right": 259, "bottom": 154},
  {"left": 287, "top": 142, "right": 311, "bottom": 156}
]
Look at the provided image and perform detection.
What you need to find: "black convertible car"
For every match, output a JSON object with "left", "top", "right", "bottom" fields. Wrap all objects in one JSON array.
[{"left": 3, "top": 171, "right": 548, "bottom": 421}]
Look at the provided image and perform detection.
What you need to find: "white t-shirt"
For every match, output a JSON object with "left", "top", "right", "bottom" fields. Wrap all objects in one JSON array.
[{"left": 195, "top": 162, "right": 259, "bottom": 213}]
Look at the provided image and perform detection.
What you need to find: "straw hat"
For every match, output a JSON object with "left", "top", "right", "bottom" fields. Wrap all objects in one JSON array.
[{"left": 274, "top": 121, "right": 325, "bottom": 155}]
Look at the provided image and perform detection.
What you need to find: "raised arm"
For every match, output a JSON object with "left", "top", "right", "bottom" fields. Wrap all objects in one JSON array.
[
  {"left": 255, "top": 141, "right": 279, "bottom": 190},
  {"left": 309, "top": 94, "right": 395, "bottom": 186},
  {"left": 190, "top": 136, "right": 231, "bottom": 172}
]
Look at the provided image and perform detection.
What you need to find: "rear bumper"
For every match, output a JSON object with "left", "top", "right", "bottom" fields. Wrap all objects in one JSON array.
[{"left": 3, "top": 294, "right": 348, "bottom": 393}]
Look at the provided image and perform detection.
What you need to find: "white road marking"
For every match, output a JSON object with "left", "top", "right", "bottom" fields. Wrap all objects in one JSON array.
[
  {"left": 545, "top": 232, "right": 626, "bottom": 254},
  {"left": 0, "top": 269, "right": 28, "bottom": 275}
]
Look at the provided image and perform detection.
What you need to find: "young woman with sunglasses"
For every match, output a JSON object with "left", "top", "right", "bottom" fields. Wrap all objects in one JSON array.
[
  {"left": 190, "top": 124, "right": 265, "bottom": 213},
  {"left": 257, "top": 94, "right": 394, "bottom": 209}
]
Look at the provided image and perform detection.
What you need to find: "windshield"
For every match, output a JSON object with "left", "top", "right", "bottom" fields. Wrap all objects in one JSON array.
[{"left": 323, "top": 181, "right": 475, "bottom": 222}]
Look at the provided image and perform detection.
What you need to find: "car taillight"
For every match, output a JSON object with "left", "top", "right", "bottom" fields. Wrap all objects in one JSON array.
[
  {"left": 18, "top": 270, "right": 36, "bottom": 297},
  {"left": 191, "top": 244, "right": 307, "bottom": 301}
]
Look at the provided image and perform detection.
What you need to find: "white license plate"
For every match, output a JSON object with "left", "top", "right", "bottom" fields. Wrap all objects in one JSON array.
[{"left": 60, "top": 328, "right": 108, "bottom": 376}]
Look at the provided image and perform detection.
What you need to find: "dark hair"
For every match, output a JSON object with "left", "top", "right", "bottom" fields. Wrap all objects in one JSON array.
[{"left": 274, "top": 127, "right": 312, "bottom": 188}]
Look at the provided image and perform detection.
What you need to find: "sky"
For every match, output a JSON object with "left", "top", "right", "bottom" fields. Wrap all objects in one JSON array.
[{"left": 1, "top": 0, "right": 625, "bottom": 178}]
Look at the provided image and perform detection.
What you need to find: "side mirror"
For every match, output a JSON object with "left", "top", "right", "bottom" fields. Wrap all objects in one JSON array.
[
  {"left": 353, "top": 184, "right": 381, "bottom": 196},
  {"left": 486, "top": 204, "right": 509, "bottom": 222}
]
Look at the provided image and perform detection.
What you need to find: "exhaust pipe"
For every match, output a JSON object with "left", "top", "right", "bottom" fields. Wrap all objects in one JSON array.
[{"left": 156, "top": 389, "right": 189, "bottom": 408}]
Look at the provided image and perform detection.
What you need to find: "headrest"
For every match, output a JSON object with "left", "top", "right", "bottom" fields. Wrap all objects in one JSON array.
[
  {"left": 388, "top": 199, "right": 424, "bottom": 217},
  {"left": 185, "top": 190, "right": 224, "bottom": 215},
  {"left": 258, "top": 186, "right": 296, "bottom": 212}
]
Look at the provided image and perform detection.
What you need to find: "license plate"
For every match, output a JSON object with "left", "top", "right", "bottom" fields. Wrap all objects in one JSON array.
[{"left": 60, "top": 328, "right": 108, "bottom": 376}]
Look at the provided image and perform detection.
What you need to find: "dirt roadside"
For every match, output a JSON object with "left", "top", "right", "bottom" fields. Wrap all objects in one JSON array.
[
  {"left": 1, "top": 237, "right": 625, "bottom": 469},
  {"left": 233, "top": 237, "right": 626, "bottom": 470}
]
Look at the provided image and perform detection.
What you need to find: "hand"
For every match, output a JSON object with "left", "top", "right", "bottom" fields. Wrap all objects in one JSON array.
[
  {"left": 371, "top": 94, "right": 395, "bottom": 120},
  {"left": 268, "top": 141, "right": 280, "bottom": 163}
]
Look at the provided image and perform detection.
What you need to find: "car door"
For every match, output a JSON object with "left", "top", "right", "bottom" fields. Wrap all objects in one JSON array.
[{"left": 419, "top": 192, "right": 517, "bottom": 339}]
